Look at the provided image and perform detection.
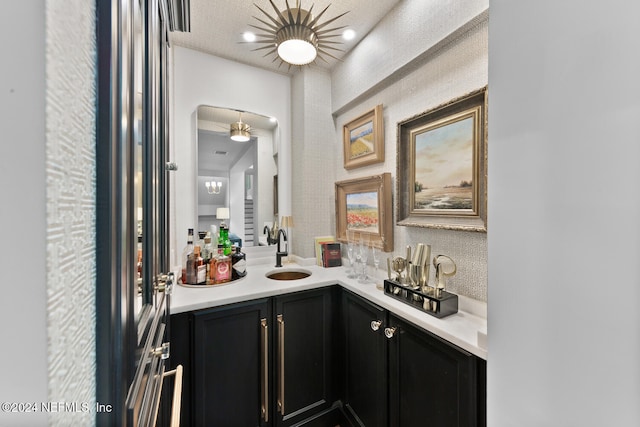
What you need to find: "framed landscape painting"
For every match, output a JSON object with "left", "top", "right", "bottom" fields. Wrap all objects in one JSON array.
[
  {"left": 397, "top": 88, "right": 487, "bottom": 231},
  {"left": 335, "top": 173, "right": 393, "bottom": 251},
  {"left": 343, "top": 104, "right": 384, "bottom": 169}
]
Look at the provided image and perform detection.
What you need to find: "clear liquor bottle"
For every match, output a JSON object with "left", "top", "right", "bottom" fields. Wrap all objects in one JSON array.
[{"left": 181, "top": 228, "right": 194, "bottom": 284}]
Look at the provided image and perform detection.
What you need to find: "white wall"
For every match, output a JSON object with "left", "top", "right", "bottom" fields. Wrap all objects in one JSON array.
[
  {"left": 171, "top": 47, "right": 291, "bottom": 265},
  {"left": 319, "top": 2, "right": 489, "bottom": 301},
  {"left": 1, "top": 1, "right": 96, "bottom": 426},
  {"left": 488, "top": 1, "right": 640, "bottom": 425},
  {"left": 0, "top": 2, "right": 48, "bottom": 425}
]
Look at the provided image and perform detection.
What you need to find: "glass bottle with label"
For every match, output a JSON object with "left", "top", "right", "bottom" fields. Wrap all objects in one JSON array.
[
  {"left": 231, "top": 246, "right": 247, "bottom": 280},
  {"left": 213, "top": 244, "right": 231, "bottom": 284},
  {"left": 218, "top": 224, "right": 232, "bottom": 256},
  {"left": 186, "top": 246, "right": 205, "bottom": 285},
  {"left": 181, "top": 228, "right": 194, "bottom": 284},
  {"left": 195, "top": 246, "right": 206, "bottom": 285}
]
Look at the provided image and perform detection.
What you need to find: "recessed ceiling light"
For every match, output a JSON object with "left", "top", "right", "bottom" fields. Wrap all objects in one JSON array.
[
  {"left": 342, "top": 29, "right": 356, "bottom": 41},
  {"left": 243, "top": 31, "right": 256, "bottom": 42}
]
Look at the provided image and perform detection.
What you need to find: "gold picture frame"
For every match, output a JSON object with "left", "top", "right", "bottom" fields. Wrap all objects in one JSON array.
[
  {"left": 343, "top": 104, "right": 384, "bottom": 169},
  {"left": 335, "top": 173, "right": 394, "bottom": 251},
  {"left": 397, "top": 87, "right": 487, "bottom": 232}
]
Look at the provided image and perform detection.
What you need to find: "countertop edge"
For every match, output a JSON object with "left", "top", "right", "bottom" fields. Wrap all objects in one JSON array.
[{"left": 169, "top": 264, "right": 488, "bottom": 359}]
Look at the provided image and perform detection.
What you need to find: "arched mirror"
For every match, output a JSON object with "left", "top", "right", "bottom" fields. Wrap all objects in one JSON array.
[{"left": 195, "top": 106, "right": 279, "bottom": 249}]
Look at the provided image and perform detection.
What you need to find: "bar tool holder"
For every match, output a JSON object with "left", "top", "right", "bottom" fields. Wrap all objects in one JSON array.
[{"left": 383, "top": 279, "right": 458, "bottom": 319}]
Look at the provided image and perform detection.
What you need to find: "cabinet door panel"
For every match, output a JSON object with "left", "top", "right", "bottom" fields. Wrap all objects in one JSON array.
[
  {"left": 389, "top": 314, "right": 477, "bottom": 427},
  {"left": 275, "top": 289, "right": 333, "bottom": 426},
  {"left": 342, "top": 291, "right": 388, "bottom": 427},
  {"left": 194, "top": 300, "right": 270, "bottom": 427}
]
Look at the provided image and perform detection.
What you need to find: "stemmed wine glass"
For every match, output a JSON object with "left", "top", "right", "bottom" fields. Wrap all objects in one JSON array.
[
  {"left": 371, "top": 246, "right": 381, "bottom": 289},
  {"left": 358, "top": 233, "right": 370, "bottom": 283},
  {"left": 346, "top": 229, "right": 357, "bottom": 278}
]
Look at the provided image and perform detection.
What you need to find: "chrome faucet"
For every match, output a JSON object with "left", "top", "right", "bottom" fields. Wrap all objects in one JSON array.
[{"left": 275, "top": 228, "right": 288, "bottom": 267}]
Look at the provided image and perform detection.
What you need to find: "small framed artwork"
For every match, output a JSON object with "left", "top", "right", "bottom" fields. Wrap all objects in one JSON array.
[
  {"left": 343, "top": 104, "right": 384, "bottom": 169},
  {"left": 397, "top": 87, "right": 487, "bottom": 232},
  {"left": 335, "top": 172, "right": 393, "bottom": 251}
]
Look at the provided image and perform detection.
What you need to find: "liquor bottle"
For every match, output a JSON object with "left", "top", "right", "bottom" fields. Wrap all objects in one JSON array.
[
  {"left": 231, "top": 246, "right": 247, "bottom": 280},
  {"left": 197, "top": 231, "right": 207, "bottom": 251},
  {"left": 213, "top": 244, "right": 231, "bottom": 284},
  {"left": 218, "top": 224, "right": 232, "bottom": 256},
  {"left": 194, "top": 246, "right": 206, "bottom": 285},
  {"left": 186, "top": 246, "right": 206, "bottom": 285},
  {"left": 202, "top": 235, "right": 213, "bottom": 283},
  {"left": 136, "top": 249, "right": 143, "bottom": 279},
  {"left": 181, "top": 228, "right": 194, "bottom": 284}
]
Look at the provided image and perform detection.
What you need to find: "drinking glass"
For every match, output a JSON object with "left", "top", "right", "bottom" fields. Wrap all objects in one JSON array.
[
  {"left": 371, "top": 246, "right": 381, "bottom": 289},
  {"left": 346, "top": 229, "right": 357, "bottom": 278},
  {"left": 358, "top": 234, "right": 370, "bottom": 283}
]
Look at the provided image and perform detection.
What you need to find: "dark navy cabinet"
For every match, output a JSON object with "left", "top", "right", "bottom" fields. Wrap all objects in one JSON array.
[
  {"left": 167, "top": 287, "right": 485, "bottom": 427},
  {"left": 167, "top": 287, "right": 337, "bottom": 427},
  {"left": 342, "top": 290, "right": 485, "bottom": 427}
]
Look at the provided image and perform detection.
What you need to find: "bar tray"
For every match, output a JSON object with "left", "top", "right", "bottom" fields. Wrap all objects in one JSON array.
[{"left": 383, "top": 279, "right": 458, "bottom": 319}]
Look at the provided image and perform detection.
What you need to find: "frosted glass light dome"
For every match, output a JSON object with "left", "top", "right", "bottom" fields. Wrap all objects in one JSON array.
[{"left": 277, "top": 39, "right": 317, "bottom": 65}]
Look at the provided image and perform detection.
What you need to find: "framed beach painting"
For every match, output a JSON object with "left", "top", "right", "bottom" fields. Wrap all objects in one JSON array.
[
  {"left": 343, "top": 104, "right": 384, "bottom": 169},
  {"left": 397, "top": 87, "right": 487, "bottom": 231},
  {"left": 335, "top": 173, "right": 393, "bottom": 251}
]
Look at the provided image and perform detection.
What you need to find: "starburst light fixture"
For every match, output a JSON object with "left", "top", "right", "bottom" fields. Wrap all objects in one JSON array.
[{"left": 250, "top": 0, "right": 349, "bottom": 67}]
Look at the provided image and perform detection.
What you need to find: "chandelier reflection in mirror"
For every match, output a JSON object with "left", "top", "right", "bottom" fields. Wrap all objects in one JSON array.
[
  {"left": 205, "top": 181, "right": 222, "bottom": 194},
  {"left": 250, "top": 0, "right": 349, "bottom": 68},
  {"left": 230, "top": 111, "right": 251, "bottom": 142}
]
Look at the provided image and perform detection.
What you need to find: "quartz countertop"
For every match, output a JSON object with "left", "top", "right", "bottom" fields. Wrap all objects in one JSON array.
[{"left": 170, "top": 261, "right": 488, "bottom": 359}]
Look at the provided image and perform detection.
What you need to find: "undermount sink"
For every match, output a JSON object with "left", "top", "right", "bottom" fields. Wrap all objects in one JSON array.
[{"left": 266, "top": 268, "right": 312, "bottom": 281}]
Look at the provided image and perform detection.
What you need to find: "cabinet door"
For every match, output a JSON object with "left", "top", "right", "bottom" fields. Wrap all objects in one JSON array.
[
  {"left": 274, "top": 288, "right": 334, "bottom": 426},
  {"left": 388, "top": 314, "right": 477, "bottom": 427},
  {"left": 193, "top": 299, "right": 271, "bottom": 427},
  {"left": 342, "top": 290, "right": 388, "bottom": 427}
]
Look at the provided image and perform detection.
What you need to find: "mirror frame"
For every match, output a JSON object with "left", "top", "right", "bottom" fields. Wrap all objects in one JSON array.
[{"left": 194, "top": 106, "right": 279, "bottom": 249}]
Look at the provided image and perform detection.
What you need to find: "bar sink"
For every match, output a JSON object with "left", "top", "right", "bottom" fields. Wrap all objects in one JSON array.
[{"left": 265, "top": 268, "right": 312, "bottom": 281}]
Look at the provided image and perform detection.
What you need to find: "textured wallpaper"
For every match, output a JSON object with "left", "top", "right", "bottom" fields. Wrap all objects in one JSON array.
[
  {"left": 45, "top": 0, "right": 96, "bottom": 425},
  {"left": 291, "top": 6, "right": 489, "bottom": 301}
]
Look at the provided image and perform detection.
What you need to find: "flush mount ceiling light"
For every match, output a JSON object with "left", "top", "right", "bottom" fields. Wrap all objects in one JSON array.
[
  {"left": 230, "top": 111, "right": 251, "bottom": 142},
  {"left": 250, "top": 0, "right": 349, "bottom": 68}
]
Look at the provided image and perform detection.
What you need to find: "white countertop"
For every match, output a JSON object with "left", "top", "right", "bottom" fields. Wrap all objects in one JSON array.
[{"left": 170, "top": 261, "right": 488, "bottom": 360}]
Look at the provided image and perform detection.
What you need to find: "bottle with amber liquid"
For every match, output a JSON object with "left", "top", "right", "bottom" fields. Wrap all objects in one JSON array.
[
  {"left": 212, "top": 244, "right": 231, "bottom": 284},
  {"left": 186, "top": 246, "right": 206, "bottom": 285}
]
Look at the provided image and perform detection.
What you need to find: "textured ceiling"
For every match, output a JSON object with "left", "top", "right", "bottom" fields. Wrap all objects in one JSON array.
[{"left": 170, "top": 0, "right": 402, "bottom": 74}]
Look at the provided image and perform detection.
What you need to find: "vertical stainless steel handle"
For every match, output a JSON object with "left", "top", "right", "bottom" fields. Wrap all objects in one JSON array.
[
  {"left": 162, "top": 365, "right": 183, "bottom": 427},
  {"left": 370, "top": 320, "right": 382, "bottom": 331},
  {"left": 384, "top": 326, "right": 397, "bottom": 339},
  {"left": 260, "top": 318, "right": 269, "bottom": 422},
  {"left": 277, "top": 314, "right": 285, "bottom": 414}
]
